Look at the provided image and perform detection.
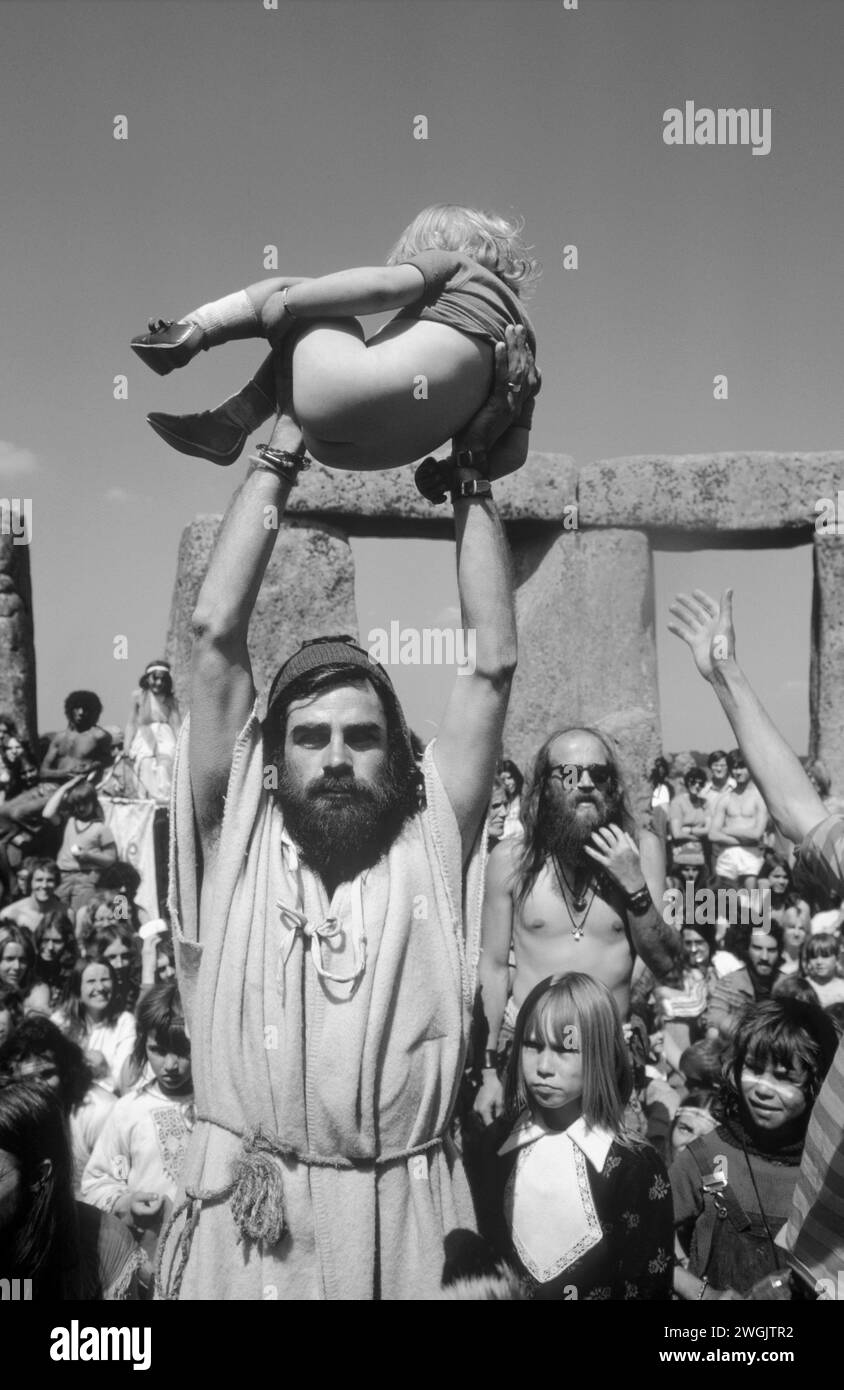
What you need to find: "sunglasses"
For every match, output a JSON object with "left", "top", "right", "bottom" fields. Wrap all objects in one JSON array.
[{"left": 548, "top": 762, "right": 614, "bottom": 787}]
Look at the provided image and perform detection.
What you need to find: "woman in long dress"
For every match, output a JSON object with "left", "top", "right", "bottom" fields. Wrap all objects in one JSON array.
[{"left": 125, "top": 661, "right": 181, "bottom": 803}]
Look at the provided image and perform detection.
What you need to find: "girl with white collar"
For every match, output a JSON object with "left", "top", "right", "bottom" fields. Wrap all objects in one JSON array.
[{"left": 479, "top": 973, "right": 673, "bottom": 1300}]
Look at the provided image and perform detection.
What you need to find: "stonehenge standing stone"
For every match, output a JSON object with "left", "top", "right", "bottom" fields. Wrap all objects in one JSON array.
[
  {"left": 503, "top": 528, "right": 662, "bottom": 813},
  {"left": 0, "top": 533, "right": 37, "bottom": 746},
  {"left": 165, "top": 516, "right": 358, "bottom": 715},
  {"left": 810, "top": 533, "right": 844, "bottom": 795}
]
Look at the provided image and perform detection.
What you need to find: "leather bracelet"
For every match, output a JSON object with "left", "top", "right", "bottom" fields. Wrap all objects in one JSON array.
[
  {"left": 452, "top": 475, "right": 493, "bottom": 504},
  {"left": 249, "top": 444, "right": 309, "bottom": 489},
  {"left": 626, "top": 885, "right": 653, "bottom": 916},
  {"left": 483, "top": 1048, "right": 498, "bottom": 1070}
]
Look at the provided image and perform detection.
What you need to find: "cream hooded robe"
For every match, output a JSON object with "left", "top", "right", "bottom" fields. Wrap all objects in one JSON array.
[{"left": 157, "top": 708, "right": 486, "bottom": 1300}]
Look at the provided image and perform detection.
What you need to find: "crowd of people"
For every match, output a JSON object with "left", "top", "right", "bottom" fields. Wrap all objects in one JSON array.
[{"left": 2, "top": 205, "right": 843, "bottom": 1304}]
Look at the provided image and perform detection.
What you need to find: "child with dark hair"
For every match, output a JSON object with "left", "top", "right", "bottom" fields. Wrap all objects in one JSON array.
[
  {"left": 0, "top": 1013, "right": 116, "bottom": 1190},
  {"left": 671, "top": 998, "right": 838, "bottom": 1299},
  {"left": 81, "top": 984, "right": 194, "bottom": 1295}
]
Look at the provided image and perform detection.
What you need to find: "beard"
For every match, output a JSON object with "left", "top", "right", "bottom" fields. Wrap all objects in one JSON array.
[
  {"left": 537, "top": 783, "right": 616, "bottom": 870},
  {"left": 274, "top": 761, "right": 417, "bottom": 887}
]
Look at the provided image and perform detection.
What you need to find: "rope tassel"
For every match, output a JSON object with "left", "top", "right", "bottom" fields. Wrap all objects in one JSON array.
[{"left": 229, "top": 1127, "right": 288, "bottom": 1247}]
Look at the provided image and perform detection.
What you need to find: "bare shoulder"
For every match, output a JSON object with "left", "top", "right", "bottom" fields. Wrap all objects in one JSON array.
[{"left": 487, "top": 836, "right": 521, "bottom": 892}]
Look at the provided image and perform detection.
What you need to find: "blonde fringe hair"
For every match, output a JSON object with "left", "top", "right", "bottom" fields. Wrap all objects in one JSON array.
[
  {"left": 504, "top": 973, "right": 643, "bottom": 1149},
  {"left": 386, "top": 204, "right": 541, "bottom": 297}
]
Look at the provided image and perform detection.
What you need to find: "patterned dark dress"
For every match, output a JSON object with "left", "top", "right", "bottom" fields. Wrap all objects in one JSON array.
[{"left": 477, "top": 1114, "right": 674, "bottom": 1301}]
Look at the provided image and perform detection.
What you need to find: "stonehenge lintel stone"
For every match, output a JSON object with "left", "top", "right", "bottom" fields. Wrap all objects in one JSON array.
[
  {"left": 287, "top": 451, "right": 578, "bottom": 526},
  {"left": 579, "top": 453, "right": 844, "bottom": 531},
  {"left": 0, "top": 534, "right": 37, "bottom": 746},
  {"left": 165, "top": 516, "right": 357, "bottom": 714}
]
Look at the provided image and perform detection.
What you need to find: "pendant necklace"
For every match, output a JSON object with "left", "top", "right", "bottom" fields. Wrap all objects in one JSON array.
[{"left": 551, "top": 857, "right": 596, "bottom": 941}]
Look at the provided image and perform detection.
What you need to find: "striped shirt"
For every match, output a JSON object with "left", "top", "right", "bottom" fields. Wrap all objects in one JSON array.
[{"left": 784, "top": 815, "right": 844, "bottom": 1295}]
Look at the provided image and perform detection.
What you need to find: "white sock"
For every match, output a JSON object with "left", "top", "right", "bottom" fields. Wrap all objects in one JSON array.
[{"left": 184, "top": 290, "right": 259, "bottom": 346}]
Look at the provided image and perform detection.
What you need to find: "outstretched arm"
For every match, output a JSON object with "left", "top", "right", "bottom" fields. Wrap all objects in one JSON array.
[
  {"left": 668, "top": 590, "right": 826, "bottom": 844},
  {"left": 189, "top": 412, "right": 305, "bottom": 853},
  {"left": 433, "top": 328, "right": 537, "bottom": 860}
]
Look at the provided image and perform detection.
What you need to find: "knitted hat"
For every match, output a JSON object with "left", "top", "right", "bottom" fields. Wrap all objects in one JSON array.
[{"left": 265, "top": 635, "right": 413, "bottom": 752}]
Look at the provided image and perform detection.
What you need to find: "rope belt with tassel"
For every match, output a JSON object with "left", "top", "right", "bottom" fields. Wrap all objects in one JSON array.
[{"left": 155, "top": 1117, "right": 448, "bottom": 1300}]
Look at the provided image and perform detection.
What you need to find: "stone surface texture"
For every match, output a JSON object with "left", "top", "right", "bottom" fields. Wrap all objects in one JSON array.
[
  {"left": 0, "top": 534, "right": 37, "bottom": 746},
  {"left": 165, "top": 516, "right": 357, "bottom": 715},
  {"left": 288, "top": 451, "right": 577, "bottom": 525},
  {"left": 579, "top": 453, "right": 844, "bottom": 532},
  {"left": 503, "top": 528, "right": 662, "bottom": 815}
]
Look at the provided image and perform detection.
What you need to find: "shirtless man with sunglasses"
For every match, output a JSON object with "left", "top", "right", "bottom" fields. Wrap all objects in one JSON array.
[{"left": 475, "top": 726, "right": 680, "bottom": 1125}]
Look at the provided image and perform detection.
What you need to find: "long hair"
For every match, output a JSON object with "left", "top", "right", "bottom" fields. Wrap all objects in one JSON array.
[
  {"left": 515, "top": 727, "right": 637, "bottom": 913},
  {"left": 0, "top": 922, "right": 36, "bottom": 991},
  {"left": 503, "top": 973, "right": 637, "bottom": 1145},
  {"left": 498, "top": 757, "right": 524, "bottom": 798},
  {"left": 721, "top": 998, "right": 838, "bottom": 1124},
  {"left": 139, "top": 662, "right": 174, "bottom": 699},
  {"left": 34, "top": 910, "right": 77, "bottom": 998},
  {"left": 385, "top": 203, "right": 540, "bottom": 297},
  {"left": 130, "top": 982, "right": 190, "bottom": 1078},
  {"left": 60, "top": 957, "right": 121, "bottom": 1042},
  {"left": 0, "top": 1080, "right": 82, "bottom": 1297},
  {"left": 0, "top": 1015, "right": 93, "bottom": 1112},
  {"left": 88, "top": 920, "right": 141, "bottom": 1011}
]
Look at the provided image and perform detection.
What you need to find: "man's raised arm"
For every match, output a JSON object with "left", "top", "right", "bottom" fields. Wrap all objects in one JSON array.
[
  {"left": 668, "top": 589, "right": 827, "bottom": 845},
  {"left": 188, "top": 410, "right": 305, "bottom": 852},
  {"left": 433, "top": 327, "right": 538, "bottom": 861}
]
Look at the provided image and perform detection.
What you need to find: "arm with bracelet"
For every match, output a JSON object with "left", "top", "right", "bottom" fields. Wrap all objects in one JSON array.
[
  {"left": 187, "top": 412, "right": 308, "bottom": 881},
  {"left": 429, "top": 327, "right": 534, "bottom": 864}
]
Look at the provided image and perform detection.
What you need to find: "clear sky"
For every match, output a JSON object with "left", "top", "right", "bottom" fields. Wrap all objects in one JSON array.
[{"left": 1, "top": 0, "right": 840, "bottom": 755}]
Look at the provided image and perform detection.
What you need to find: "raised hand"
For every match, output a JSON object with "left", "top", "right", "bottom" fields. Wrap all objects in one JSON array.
[
  {"left": 584, "top": 824, "right": 647, "bottom": 895},
  {"left": 668, "top": 589, "right": 736, "bottom": 682},
  {"left": 455, "top": 325, "right": 539, "bottom": 456}
]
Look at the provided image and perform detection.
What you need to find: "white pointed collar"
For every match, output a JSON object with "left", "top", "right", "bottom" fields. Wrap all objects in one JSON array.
[{"left": 498, "top": 1110, "right": 615, "bottom": 1174}]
